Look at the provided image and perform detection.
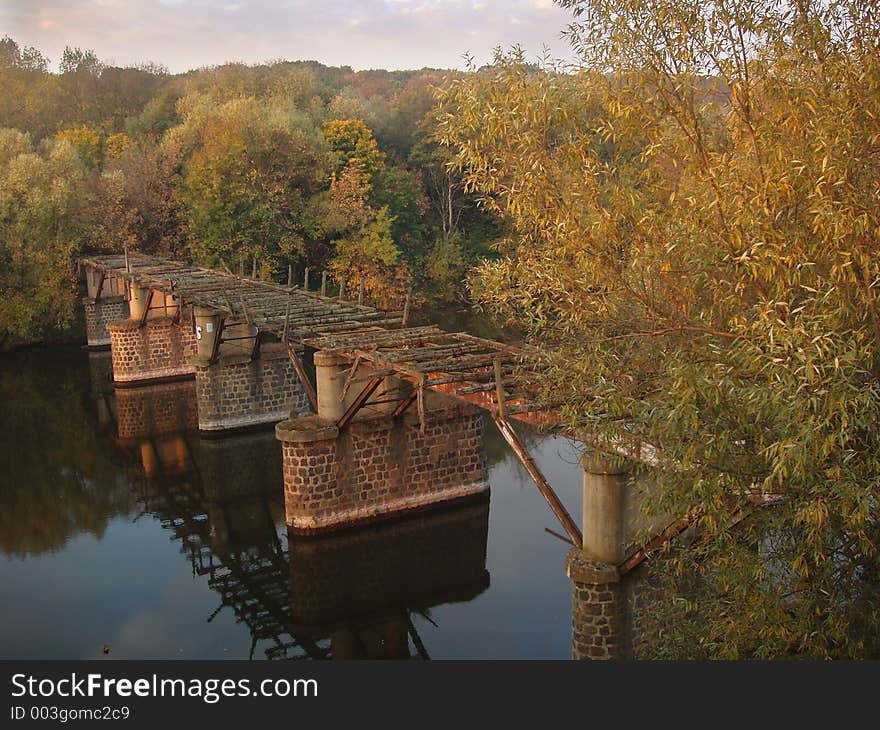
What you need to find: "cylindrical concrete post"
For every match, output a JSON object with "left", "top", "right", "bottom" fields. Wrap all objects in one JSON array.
[
  {"left": 314, "top": 351, "right": 347, "bottom": 422},
  {"left": 85, "top": 269, "right": 101, "bottom": 300},
  {"left": 581, "top": 451, "right": 628, "bottom": 565},
  {"left": 128, "top": 284, "right": 150, "bottom": 321},
  {"left": 220, "top": 321, "right": 258, "bottom": 359},
  {"left": 193, "top": 306, "right": 224, "bottom": 361}
]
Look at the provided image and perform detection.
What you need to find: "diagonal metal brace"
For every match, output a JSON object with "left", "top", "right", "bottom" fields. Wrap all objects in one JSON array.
[
  {"left": 493, "top": 416, "right": 583, "bottom": 546},
  {"left": 286, "top": 344, "right": 318, "bottom": 413},
  {"left": 337, "top": 376, "right": 384, "bottom": 429}
]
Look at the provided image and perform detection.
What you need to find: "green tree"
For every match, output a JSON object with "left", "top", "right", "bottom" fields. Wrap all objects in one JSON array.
[
  {"left": 322, "top": 117, "right": 386, "bottom": 188},
  {"left": 0, "top": 131, "right": 92, "bottom": 341},
  {"left": 168, "top": 95, "right": 328, "bottom": 272},
  {"left": 437, "top": 2, "right": 880, "bottom": 657}
]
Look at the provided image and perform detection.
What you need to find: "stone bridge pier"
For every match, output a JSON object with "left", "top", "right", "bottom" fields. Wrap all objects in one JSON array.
[
  {"left": 190, "top": 306, "right": 308, "bottom": 433},
  {"left": 106, "top": 279, "right": 197, "bottom": 386},
  {"left": 81, "top": 257, "right": 308, "bottom": 434},
  {"left": 83, "top": 267, "right": 128, "bottom": 348},
  {"left": 276, "top": 356, "right": 489, "bottom": 533},
  {"left": 566, "top": 453, "right": 668, "bottom": 659}
]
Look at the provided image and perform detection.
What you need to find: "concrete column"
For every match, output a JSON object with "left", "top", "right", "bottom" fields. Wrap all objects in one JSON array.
[
  {"left": 128, "top": 284, "right": 150, "bottom": 321},
  {"left": 314, "top": 351, "right": 347, "bottom": 422},
  {"left": 85, "top": 269, "right": 102, "bottom": 300},
  {"left": 220, "top": 321, "right": 258, "bottom": 360},
  {"left": 193, "top": 306, "right": 224, "bottom": 362},
  {"left": 581, "top": 451, "right": 628, "bottom": 565}
]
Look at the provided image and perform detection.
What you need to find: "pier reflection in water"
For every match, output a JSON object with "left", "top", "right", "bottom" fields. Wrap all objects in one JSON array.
[
  {"left": 0, "top": 345, "right": 649, "bottom": 659},
  {"left": 119, "top": 390, "right": 491, "bottom": 660}
]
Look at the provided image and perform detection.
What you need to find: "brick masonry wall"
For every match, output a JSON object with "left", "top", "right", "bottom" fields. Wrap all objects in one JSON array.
[
  {"left": 115, "top": 380, "right": 199, "bottom": 441},
  {"left": 193, "top": 343, "right": 308, "bottom": 432},
  {"left": 571, "top": 581, "right": 624, "bottom": 660},
  {"left": 83, "top": 296, "right": 128, "bottom": 347},
  {"left": 280, "top": 399, "right": 489, "bottom": 533},
  {"left": 566, "top": 548, "right": 626, "bottom": 660},
  {"left": 107, "top": 313, "right": 197, "bottom": 384},
  {"left": 289, "top": 501, "right": 490, "bottom": 629}
]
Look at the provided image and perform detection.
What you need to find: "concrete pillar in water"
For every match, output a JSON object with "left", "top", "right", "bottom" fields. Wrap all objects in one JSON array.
[
  {"left": 277, "top": 399, "right": 488, "bottom": 534},
  {"left": 565, "top": 451, "right": 631, "bottom": 660},
  {"left": 193, "top": 306, "right": 224, "bottom": 362},
  {"left": 581, "top": 451, "right": 628, "bottom": 564},
  {"left": 314, "top": 351, "right": 347, "bottom": 422}
]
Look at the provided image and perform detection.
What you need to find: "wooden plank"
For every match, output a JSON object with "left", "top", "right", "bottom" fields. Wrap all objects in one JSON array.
[{"left": 305, "top": 326, "right": 444, "bottom": 351}]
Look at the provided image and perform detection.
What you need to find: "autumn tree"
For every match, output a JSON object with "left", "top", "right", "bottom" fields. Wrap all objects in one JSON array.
[
  {"left": 437, "top": 1, "right": 880, "bottom": 657},
  {"left": 168, "top": 94, "right": 329, "bottom": 273},
  {"left": 0, "top": 130, "right": 93, "bottom": 341},
  {"left": 322, "top": 118, "right": 413, "bottom": 304}
]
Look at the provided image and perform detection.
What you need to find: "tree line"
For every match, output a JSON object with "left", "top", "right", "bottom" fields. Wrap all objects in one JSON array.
[{"left": 0, "top": 37, "right": 501, "bottom": 342}]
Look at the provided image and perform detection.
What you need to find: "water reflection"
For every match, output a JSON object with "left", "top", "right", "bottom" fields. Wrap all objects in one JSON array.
[
  {"left": 0, "top": 348, "right": 135, "bottom": 557},
  {"left": 289, "top": 503, "right": 489, "bottom": 659},
  {"left": 102, "top": 374, "right": 491, "bottom": 659},
  {"left": 0, "top": 345, "right": 599, "bottom": 659}
]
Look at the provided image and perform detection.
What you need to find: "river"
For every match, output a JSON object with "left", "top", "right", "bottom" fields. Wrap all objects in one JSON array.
[{"left": 0, "top": 343, "right": 587, "bottom": 660}]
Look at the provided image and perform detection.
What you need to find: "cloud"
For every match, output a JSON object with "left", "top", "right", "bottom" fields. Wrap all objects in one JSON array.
[{"left": 2, "top": 0, "right": 578, "bottom": 72}]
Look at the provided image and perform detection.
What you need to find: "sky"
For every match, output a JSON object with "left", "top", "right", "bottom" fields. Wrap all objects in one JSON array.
[{"left": 0, "top": 0, "right": 579, "bottom": 73}]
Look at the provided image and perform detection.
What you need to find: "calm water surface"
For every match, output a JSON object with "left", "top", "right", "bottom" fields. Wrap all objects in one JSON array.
[{"left": 0, "top": 345, "right": 585, "bottom": 660}]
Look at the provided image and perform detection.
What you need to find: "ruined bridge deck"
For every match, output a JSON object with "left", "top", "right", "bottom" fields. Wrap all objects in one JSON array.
[{"left": 80, "top": 253, "right": 555, "bottom": 430}]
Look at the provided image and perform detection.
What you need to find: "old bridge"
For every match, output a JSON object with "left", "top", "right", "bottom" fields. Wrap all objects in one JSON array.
[{"left": 80, "top": 252, "right": 671, "bottom": 646}]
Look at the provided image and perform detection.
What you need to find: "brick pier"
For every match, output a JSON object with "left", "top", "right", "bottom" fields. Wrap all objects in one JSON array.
[
  {"left": 83, "top": 296, "right": 128, "bottom": 348},
  {"left": 107, "top": 315, "right": 197, "bottom": 386},
  {"left": 276, "top": 397, "right": 489, "bottom": 533},
  {"left": 193, "top": 343, "right": 308, "bottom": 433}
]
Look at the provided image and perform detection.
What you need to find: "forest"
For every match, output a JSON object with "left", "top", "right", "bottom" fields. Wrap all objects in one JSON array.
[{"left": 0, "top": 36, "right": 501, "bottom": 344}]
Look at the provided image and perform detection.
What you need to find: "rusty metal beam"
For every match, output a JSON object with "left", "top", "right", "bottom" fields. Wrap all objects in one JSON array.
[
  {"left": 140, "top": 290, "right": 155, "bottom": 326},
  {"left": 287, "top": 345, "right": 318, "bottom": 413},
  {"left": 392, "top": 389, "right": 419, "bottom": 418},
  {"left": 493, "top": 416, "right": 582, "bottom": 546},
  {"left": 93, "top": 271, "right": 106, "bottom": 303},
  {"left": 337, "top": 376, "right": 384, "bottom": 429},
  {"left": 250, "top": 330, "right": 262, "bottom": 361},
  {"left": 209, "top": 317, "right": 226, "bottom": 365}
]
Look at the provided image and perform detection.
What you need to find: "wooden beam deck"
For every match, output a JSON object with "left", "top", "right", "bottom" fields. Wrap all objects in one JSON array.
[{"left": 80, "top": 253, "right": 556, "bottom": 428}]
